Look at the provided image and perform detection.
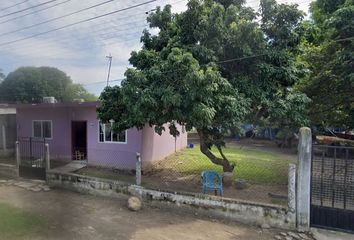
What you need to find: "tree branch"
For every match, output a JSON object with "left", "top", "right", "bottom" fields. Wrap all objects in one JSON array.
[{"left": 197, "top": 129, "right": 234, "bottom": 172}]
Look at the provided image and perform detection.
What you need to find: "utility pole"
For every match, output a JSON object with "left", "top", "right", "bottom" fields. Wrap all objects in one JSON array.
[{"left": 106, "top": 54, "right": 112, "bottom": 86}]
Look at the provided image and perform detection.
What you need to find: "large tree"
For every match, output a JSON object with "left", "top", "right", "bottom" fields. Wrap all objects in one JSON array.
[
  {"left": 298, "top": 0, "right": 354, "bottom": 129},
  {"left": 0, "top": 66, "right": 96, "bottom": 103},
  {"left": 98, "top": 0, "right": 308, "bottom": 172}
]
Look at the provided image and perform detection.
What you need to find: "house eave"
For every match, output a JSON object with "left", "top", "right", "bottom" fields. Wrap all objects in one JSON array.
[{"left": 13, "top": 101, "right": 100, "bottom": 109}]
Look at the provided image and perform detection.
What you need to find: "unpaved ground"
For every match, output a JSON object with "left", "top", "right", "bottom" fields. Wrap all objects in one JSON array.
[{"left": 0, "top": 183, "right": 279, "bottom": 240}]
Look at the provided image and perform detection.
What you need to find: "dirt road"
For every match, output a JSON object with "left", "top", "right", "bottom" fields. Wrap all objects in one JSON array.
[{"left": 0, "top": 184, "right": 278, "bottom": 240}]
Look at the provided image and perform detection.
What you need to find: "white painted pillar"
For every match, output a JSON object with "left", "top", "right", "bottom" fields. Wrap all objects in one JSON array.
[
  {"left": 288, "top": 163, "right": 296, "bottom": 213},
  {"left": 16, "top": 141, "right": 20, "bottom": 168},
  {"left": 296, "top": 127, "right": 312, "bottom": 231},
  {"left": 136, "top": 152, "right": 142, "bottom": 186},
  {"left": 45, "top": 143, "right": 50, "bottom": 171},
  {"left": 1, "top": 125, "right": 6, "bottom": 151}
]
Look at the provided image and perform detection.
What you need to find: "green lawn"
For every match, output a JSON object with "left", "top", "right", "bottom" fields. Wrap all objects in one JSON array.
[
  {"left": 76, "top": 145, "right": 292, "bottom": 186},
  {"left": 157, "top": 146, "right": 292, "bottom": 185},
  {"left": 0, "top": 202, "right": 46, "bottom": 239},
  {"left": 77, "top": 167, "right": 135, "bottom": 183}
]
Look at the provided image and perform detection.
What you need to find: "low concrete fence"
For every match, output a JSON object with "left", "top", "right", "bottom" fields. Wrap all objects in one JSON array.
[
  {"left": 0, "top": 149, "right": 15, "bottom": 157},
  {"left": 0, "top": 163, "right": 18, "bottom": 178},
  {"left": 47, "top": 170, "right": 296, "bottom": 230}
]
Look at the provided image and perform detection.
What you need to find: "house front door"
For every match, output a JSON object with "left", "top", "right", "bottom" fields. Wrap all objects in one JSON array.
[{"left": 71, "top": 121, "right": 87, "bottom": 161}]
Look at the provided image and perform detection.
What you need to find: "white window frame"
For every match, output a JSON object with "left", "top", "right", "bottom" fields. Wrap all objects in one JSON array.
[
  {"left": 32, "top": 120, "right": 53, "bottom": 140},
  {"left": 98, "top": 121, "right": 127, "bottom": 144}
]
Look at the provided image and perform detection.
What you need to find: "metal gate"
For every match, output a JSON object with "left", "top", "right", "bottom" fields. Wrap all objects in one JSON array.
[
  {"left": 310, "top": 145, "right": 354, "bottom": 232},
  {"left": 18, "top": 137, "right": 47, "bottom": 180}
]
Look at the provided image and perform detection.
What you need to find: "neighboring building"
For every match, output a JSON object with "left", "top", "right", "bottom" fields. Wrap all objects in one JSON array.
[
  {"left": 0, "top": 106, "right": 17, "bottom": 156},
  {"left": 15, "top": 101, "right": 187, "bottom": 169}
]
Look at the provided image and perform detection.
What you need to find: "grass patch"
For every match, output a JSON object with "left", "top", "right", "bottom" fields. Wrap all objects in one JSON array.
[
  {"left": 76, "top": 167, "right": 135, "bottom": 184},
  {"left": 0, "top": 202, "right": 46, "bottom": 240},
  {"left": 155, "top": 146, "right": 290, "bottom": 185}
]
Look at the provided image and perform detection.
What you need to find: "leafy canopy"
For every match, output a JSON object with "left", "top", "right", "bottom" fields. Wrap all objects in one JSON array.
[
  {"left": 298, "top": 0, "right": 354, "bottom": 129},
  {"left": 98, "top": 0, "right": 309, "bottom": 171},
  {"left": 0, "top": 66, "right": 97, "bottom": 103}
]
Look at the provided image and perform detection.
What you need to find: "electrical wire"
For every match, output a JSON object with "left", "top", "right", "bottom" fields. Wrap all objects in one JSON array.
[
  {"left": 0, "top": 0, "right": 72, "bottom": 25},
  {"left": 0, "top": 0, "right": 60, "bottom": 19},
  {"left": 0, "top": 0, "right": 122, "bottom": 37},
  {"left": 0, "top": 0, "right": 186, "bottom": 61},
  {"left": 1, "top": 11, "right": 148, "bottom": 52},
  {"left": 0, "top": 0, "right": 157, "bottom": 47},
  {"left": 0, "top": 0, "right": 30, "bottom": 12},
  {"left": 0, "top": 0, "right": 185, "bottom": 51},
  {"left": 334, "top": 36, "right": 354, "bottom": 42}
]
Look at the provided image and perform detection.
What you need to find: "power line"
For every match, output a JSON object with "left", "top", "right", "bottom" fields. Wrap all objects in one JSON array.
[
  {"left": 0, "top": 25, "right": 147, "bottom": 65},
  {"left": 0, "top": 0, "right": 157, "bottom": 47},
  {"left": 0, "top": 0, "right": 185, "bottom": 65},
  {"left": 217, "top": 54, "right": 267, "bottom": 63},
  {"left": 0, "top": 34, "right": 143, "bottom": 67},
  {"left": 0, "top": 50, "right": 285, "bottom": 96},
  {"left": 0, "top": 0, "right": 183, "bottom": 53},
  {"left": 0, "top": 0, "right": 30, "bottom": 12},
  {"left": 0, "top": 0, "right": 60, "bottom": 19},
  {"left": 0, "top": 0, "right": 185, "bottom": 51},
  {"left": 0, "top": 0, "right": 181, "bottom": 66},
  {"left": 0, "top": 0, "right": 72, "bottom": 25},
  {"left": 334, "top": 36, "right": 354, "bottom": 42},
  {"left": 0, "top": 0, "right": 121, "bottom": 37},
  {"left": 247, "top": 0, "right": 313, "bottom": 9},
  {"left": 1, "top": 12, "right": 148, "bottom": 53},
  {"left": 83, "top": 78, "right": 124, "bottom": 86},
  {"left": 9, "top": 31, "right": 351, "bottom": 70},
  {"left": 0, "top": 52, "right": 291, "bottom": 97}
]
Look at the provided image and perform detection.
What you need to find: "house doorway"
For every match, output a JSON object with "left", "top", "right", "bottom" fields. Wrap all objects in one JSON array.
[{"left": 71, "top": 121, "right": 87, "bottom": 161}]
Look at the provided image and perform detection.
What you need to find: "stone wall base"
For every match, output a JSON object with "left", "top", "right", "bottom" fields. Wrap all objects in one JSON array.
[
  {"left": 0, "top": 163, "right": 18, "bottom": 178},
  {"left": 47, "top": 171, "right": 296, "bottom": 230},
  {"left": 0, "top": 149, "right": 15, "bottom": 157}
]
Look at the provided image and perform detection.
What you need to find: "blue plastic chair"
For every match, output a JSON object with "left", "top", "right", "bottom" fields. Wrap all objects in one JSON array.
[{"left": 201, "top": 170, "right": 223, "bottom": 196}]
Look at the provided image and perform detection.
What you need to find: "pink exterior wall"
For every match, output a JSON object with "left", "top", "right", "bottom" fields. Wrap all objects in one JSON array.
[
  {"left": 16, "top": 105, "right": 142, "bottom": 169},
  {"left": 16, "top": 103, "right": 187, "bottom": 170},
  {"left": 141, "top": 124, "right": 187, "bottom": 167}
]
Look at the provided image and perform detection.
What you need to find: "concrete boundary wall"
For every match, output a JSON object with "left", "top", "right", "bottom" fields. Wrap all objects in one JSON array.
[
  {"left": 0, "top": 149, "right": 15, "bottom": 157},
  {"left": 0, "top": 163, "right": 18, "bottom": 178},
  {"left": 47, "top": 171, "right": 296, "bottom": 230}
]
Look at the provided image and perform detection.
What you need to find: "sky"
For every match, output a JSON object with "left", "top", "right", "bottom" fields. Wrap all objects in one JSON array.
[{"left": 0, "top": 0, "right": 312, "bottom": 96}]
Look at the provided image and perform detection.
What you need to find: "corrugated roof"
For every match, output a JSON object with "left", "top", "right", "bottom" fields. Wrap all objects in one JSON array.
[{"left": 0, "top": 108, "right": 16, "bottom": 114}]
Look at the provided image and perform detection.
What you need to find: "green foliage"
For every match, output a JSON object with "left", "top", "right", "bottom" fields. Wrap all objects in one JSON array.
[
  {"left": 298, "top": 0, "right": 354, "bottom": 129},
  {"left": 268, "top": 89, "right": 311, "bottom": 131},
  {"left": 62, "top": 83, "right": 97, "bottom": 102},
  {"left": 269, "top": 89, "right": 311, "bottom": 147},
  {"left": 99, "top": 0, "right": 308, "bottom": 171},
  {"left": 0, "top": 202, "right": 46, "bottom": 240},
  {"left": 0, "top": 66, "right": 97, "bottom": 103}
]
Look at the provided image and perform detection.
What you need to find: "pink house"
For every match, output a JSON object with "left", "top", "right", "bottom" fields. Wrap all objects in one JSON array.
[{"left": 15, "top": 101, "right": 187, "bottom": 169}]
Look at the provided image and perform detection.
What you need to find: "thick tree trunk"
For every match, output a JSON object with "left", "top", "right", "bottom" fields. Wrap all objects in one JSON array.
[{"left": 197, "top": 129, "right": 235, "bottom": 172}]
